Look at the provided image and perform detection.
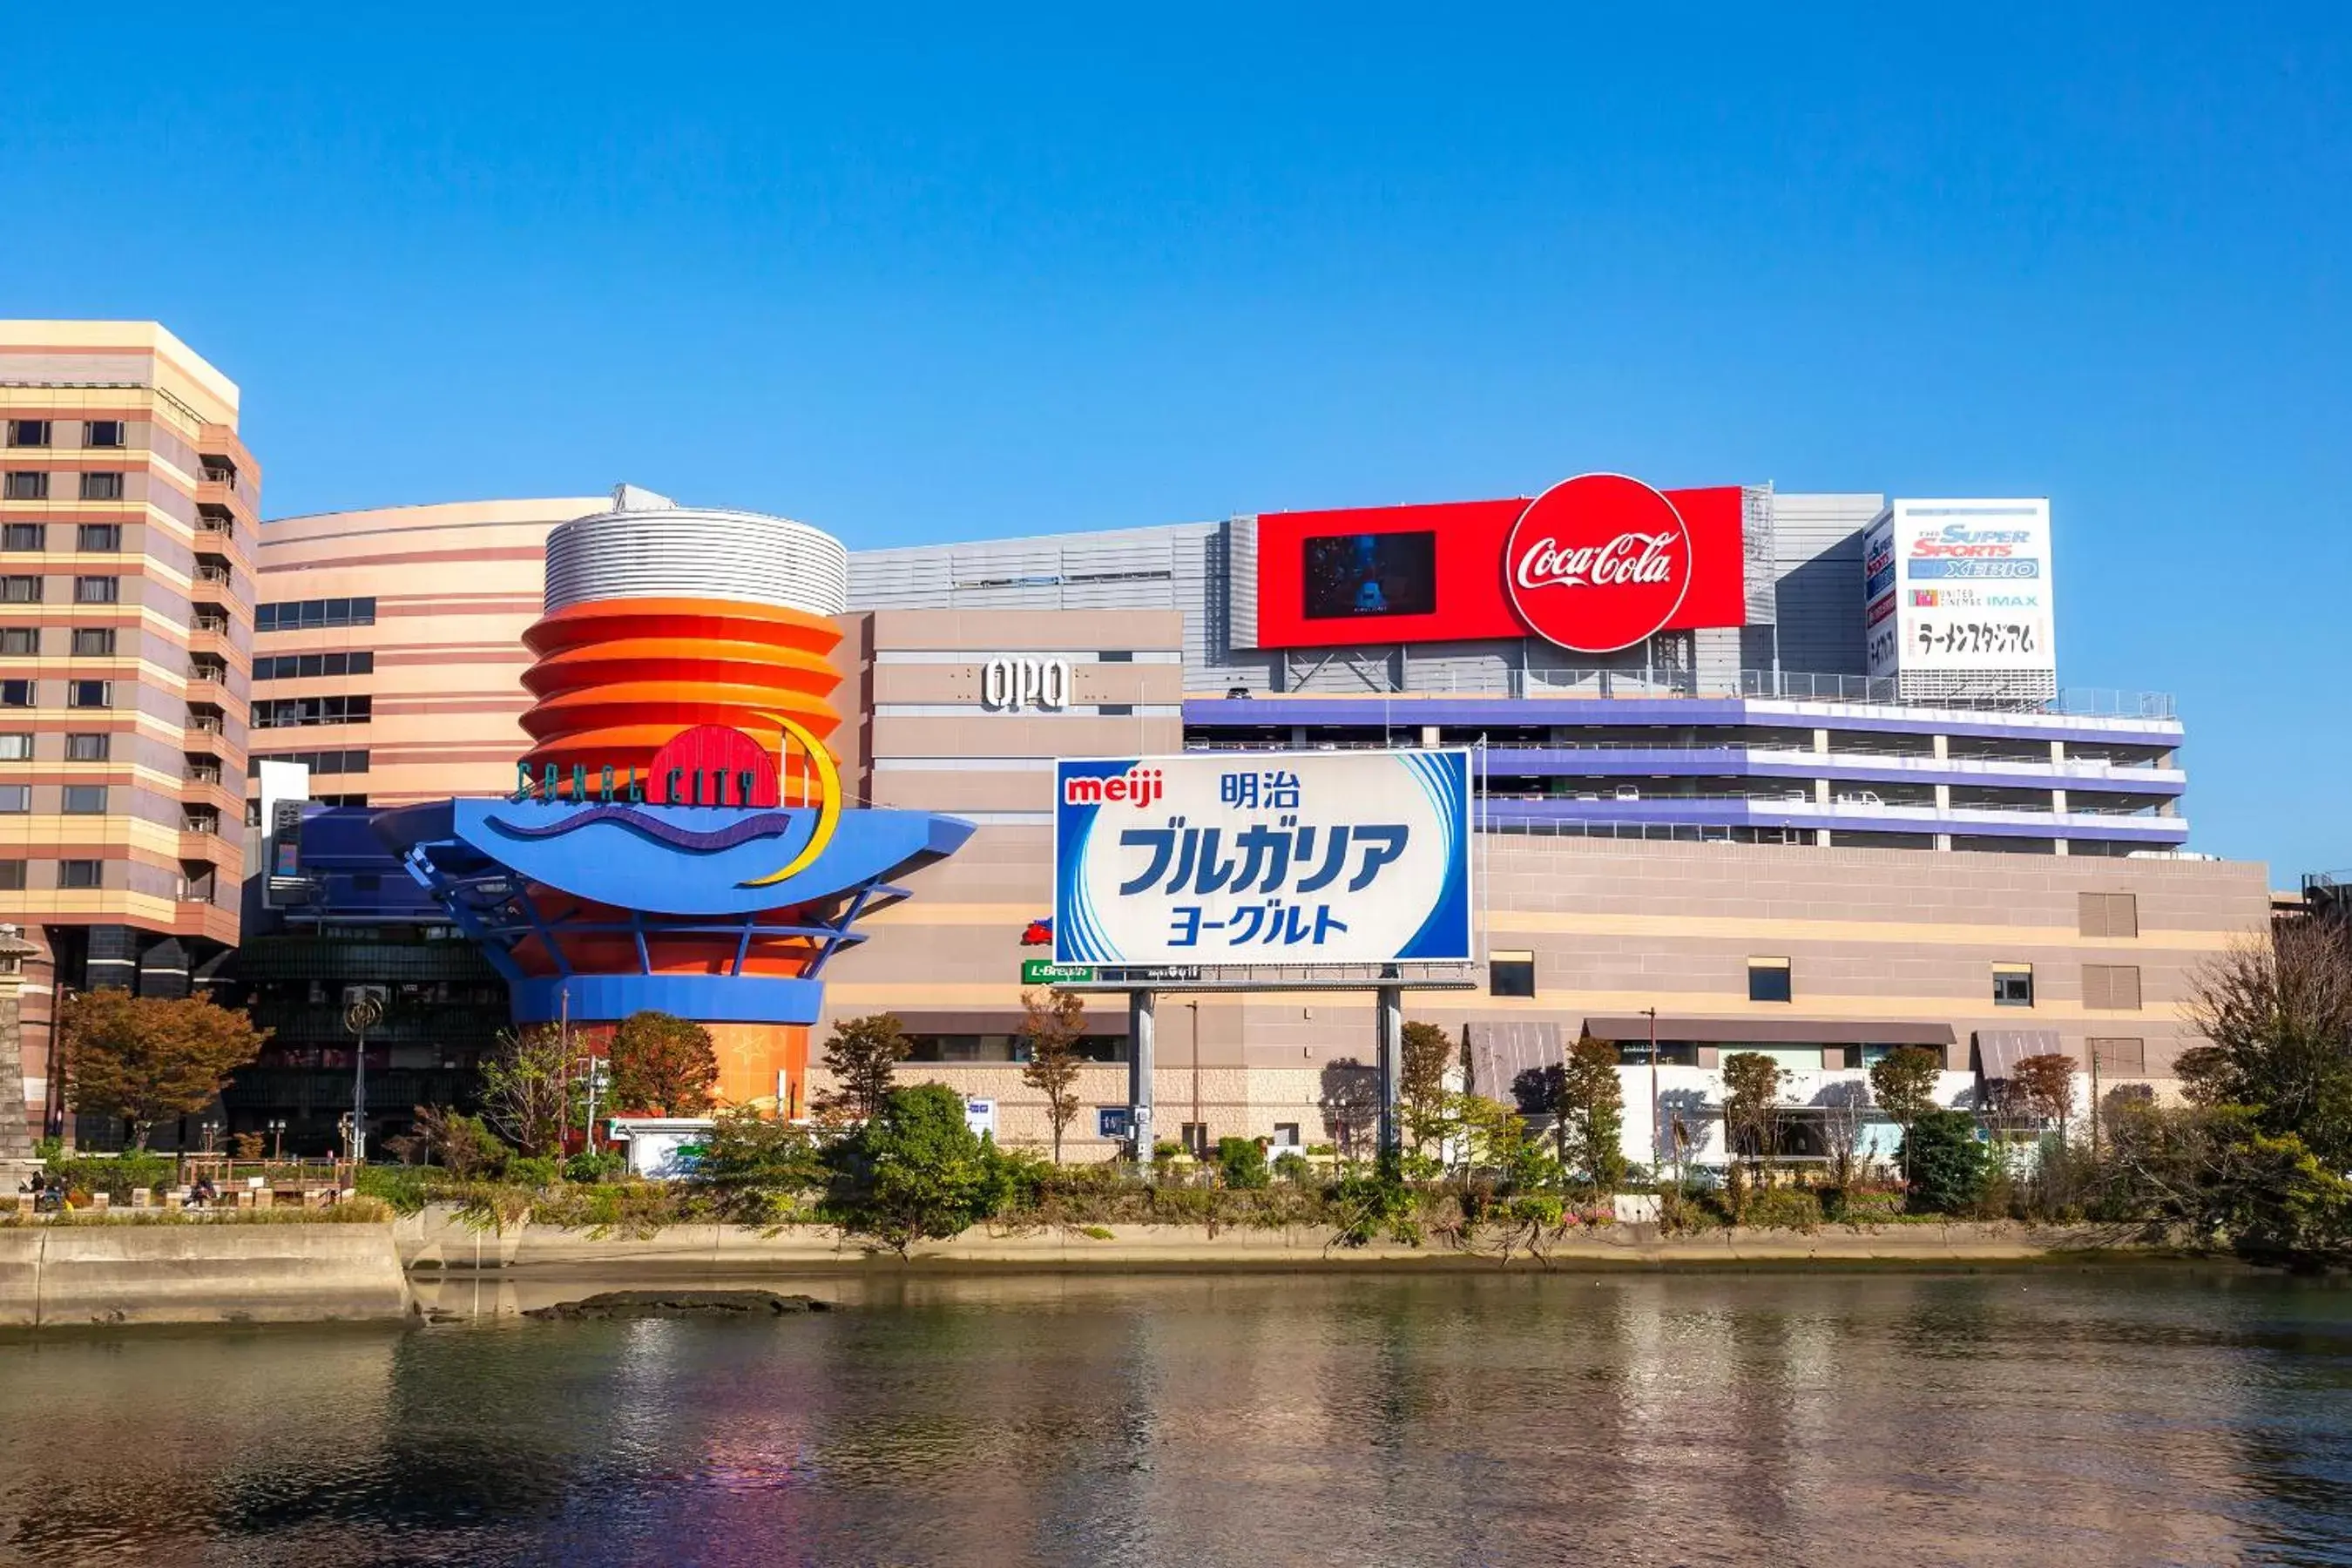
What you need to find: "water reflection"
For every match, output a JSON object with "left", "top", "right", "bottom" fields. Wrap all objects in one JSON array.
[{"left": 1, "top": 1269, "right": 2348, "bottom": 1565}]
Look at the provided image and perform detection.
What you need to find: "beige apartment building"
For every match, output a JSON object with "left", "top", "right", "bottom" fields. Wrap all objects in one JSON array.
[
  {"left": 251, "top": 497, "right": 603, "bottom": 805},
  {"left": 0, "top": 321, "right": 260, "bottom": 1145}
]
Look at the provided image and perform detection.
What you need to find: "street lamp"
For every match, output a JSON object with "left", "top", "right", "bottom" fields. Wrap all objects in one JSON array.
[
  {"left": 343, "top": 990, "right": 386, "bottom": 1164},
  {"left": 200, "top": 1119, "right": 221, "bottom": 1153},
  {"left": 267, "top": 1118, "right": 287, "bottom": 1162}
]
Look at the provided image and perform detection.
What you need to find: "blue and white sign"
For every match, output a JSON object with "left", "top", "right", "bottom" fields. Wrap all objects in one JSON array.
[{"left": 1053, "top": 749, "right": 1473, "bottom": 967}]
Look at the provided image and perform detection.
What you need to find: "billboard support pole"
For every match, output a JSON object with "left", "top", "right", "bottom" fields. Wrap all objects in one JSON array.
[
  {"left": 1375, "top": 984, "right": 1403, "bottom": 1157},
  {"left": 1128, "top": 990, "right": 1156, "bottom": 1169}
]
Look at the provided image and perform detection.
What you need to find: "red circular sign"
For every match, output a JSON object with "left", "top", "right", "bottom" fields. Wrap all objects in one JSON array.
[{"left": 1504, "top": 473, "right": 1693, "bottom": 653}]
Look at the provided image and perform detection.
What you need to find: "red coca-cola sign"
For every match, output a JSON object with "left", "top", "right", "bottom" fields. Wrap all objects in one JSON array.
[{"left": 1504, "top": 473, "right": 1693, "bottom": 653}]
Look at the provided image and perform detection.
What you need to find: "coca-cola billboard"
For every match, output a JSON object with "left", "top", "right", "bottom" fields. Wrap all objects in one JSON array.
[
  {"left": 1247, "top": 481, "right": 1747, "bottom": 652},
  {"left": 1504, "top": 474, "right": 1693, "bottom": 653}
]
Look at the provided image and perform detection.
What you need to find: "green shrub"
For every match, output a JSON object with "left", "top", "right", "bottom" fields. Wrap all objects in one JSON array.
[
  {"left": 504, "top": 1155, "right": 562, "bottom": 1190},
  {"left": 564, "top": 1148, "right": 627, "bottom": 1185},
  {"left": 823, "top": 1084, "right": 1017, "bottom": 1255},
  {"left": 1272, "top": 1151, "right": 1312, "bottom": 1185},
  {"left": 686, "top": 1106, "right": 824, "bottom": 1225},
  {"left": 1740, "top": 1186, "right": 1824, "bottom": 1232},
  {"left": 355, "top": 1164, "right": 435, "bottom": 1214},
  {"left": 1901, "top": 1109, "right": 1993, "bottom": 1214},
  {"left": 44, "top": 1151, "right": 176, "bottom": 1202},
  {"left": 1216, "top": 1136, "right": 1270, "bottom": 1190}
]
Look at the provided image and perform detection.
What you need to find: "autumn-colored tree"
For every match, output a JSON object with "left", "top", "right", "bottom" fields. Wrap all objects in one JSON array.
[
  {"left": 1398, "top": 1021, "right": 1454, "bottom": 1153},
  {"left": 814, "top": 1013, "right": 909, "bottom": 1124},
  {"left": 1719, "top": 1051, "right": 1785, "bottom": 1202},
  {"left": 479, "top": 1024, "right": 580, "bottom": 1157},
  {"left": 1018, "top": 988, "right": 1086, "bottom": 1163},
  {"left": 61, "top": 990, "right": 269, "bottom": 1148},
  {"left": 1555, "top": 1036, "right": 1628, "bottom": 1196},
  {"left": 2005, "top": 1052, "right": 2078, "bottom": 1135},
  {"left": 1869, "top": 1044, "right": 1943, "bottom": 1185},
  {"left": 606, "top": 1010, "right": 720, "bottom": 1116},
  {"left": 2181, "top": 921, "right": 2352, "bottom": 1169}
]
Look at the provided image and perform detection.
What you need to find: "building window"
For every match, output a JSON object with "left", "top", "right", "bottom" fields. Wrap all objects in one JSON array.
[
  {"left": 2077, "top": 892, "right": 2139, "bottom": 939},
  {"left": 0, "top": 786, "right": 27, "bottom": 812},
  {"left": 1489, "top": 950, "right": 1536, "bottom": 997},
  {"left": 1180, "top": 1123, "right": 1209, "bottom": 1158},
  {"left": 0, "top": 679, "right": 30, "bottom": 707},
  {"left": 5, "top": 421, "right": 51, "bottom": 448},
  {"left": 1273, "top": 1122, "right": 1301, "bottom": 1147},
  {"left": 1993, "top": 963, "right": 2035, "bottom": 1007},
  {"left": 76, "top": 523, "right": 121, "bottom": 551},
  {"left": 64, "top": 733, "right": 109, "bottom": 761},
  {"left": 71, "top": 627, "right": 113, "bottom": 656},
  {"left": 0, "top": 628, "right": 34, "bottom": 655},
  {"left": 0, "top": 861, "right": 22, "bottom": 891},
  {"left": 1, "top": 577, "right": 42, "bottom": 603},
  {"left": 2082, "top": 963, "right": 2143, "bottom": 1011},
  {"left": 248, "top": 748, "right": 368, "bottom": 776},
  {"left": 83, "top": 421, "right": 125, "bottom": 449},
  {"left": 1747, "top": 956, "right": 1793, "bottom": 1003},
  {"left": 254, "top": 596, "right": 375, "bottom": 632},
  {"left": 0, "top": 733, "right": 29, "bottom": 760},
  {"left": 2089, "top": 1037, "right": 2146, "bottom": 1076},
  {"left": 1, "top": 524, "right": 44, "bottom": 551},
  {"left": 61, "top": 784, "right": 107, "bottom": 814},
  {"left": 78, "top": 473, "right": 124, "bottom": 503},
  {"left": 3, "top": 472, "right": 50, "bottom": 501},
  {"left": 59, "top": 859, "right": 104, "bottom": 889},
  {"left": 253, "top": 650, "right": 375, "bottom": 681},
  {"left": 73, "top": 576, "right": 118, "bottom": 604},
  {"left": 66, "top": 680, "right": 110, "bottom": 709},
  {"left": 253, "top": 694, "right": 372, "bottom": 729}
]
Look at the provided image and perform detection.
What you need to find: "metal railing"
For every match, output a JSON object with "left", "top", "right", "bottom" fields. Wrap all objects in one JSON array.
[
  {"left": 185, "top": 765, "right": 222, "bottom": 785},
  {"left": 1216, "top": 666, "right": 2178, "bottom": 720},
  {"left": 186, "top": 714, "right": 224, "bottom": 734},
  {"left": 194, "top": 565, "right": 233, "bottom": 585}
]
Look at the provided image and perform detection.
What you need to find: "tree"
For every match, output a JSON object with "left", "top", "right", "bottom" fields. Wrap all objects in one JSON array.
[
  {"left": 1899, "top": 1108, "right": 1992, "bottom": 1214},
  {"left": 2181, "top": 920, "right": 2352, "bottom": 1167},
  {"left": 412, "top": 1104, "right": 507, "bottom": 1177},
  {"left": 823, "top": 1084, "right": 1015, "bottom": 1256},
  {"left": 1869, "top": 1044, "right": 1943, "bottom": 1184},
  {"left": 1318, "top": 1058, "right": 1381, "bottom": 1160},
  {"left": 687, "top": 1105, "right": 825, "bottom": 1225},
  {"left": 61, "top": 990, "right": 268, "bottom": 1148},
  {"left": 1399, "top": 1021, "right": 1454, "bottom": 1153},
  {"left": 480, "top": 1024, "right": 580, "bottom": 1157},
  {"left": 1216, "top": 1135, "right": 1270, "bottom": 1189},
  {"left": 1819, "top": 1080, "right": 1871, "bottom": 1188},
  {"left": 1720, "top": 1051, "right": 1785, "bottom": 1188},
  {"left": 2004, "top": 1052, "right": 2078, "bottom": 1136},
  {"left": 1554, "top": 1037, "right": 1627, "bottom": 1196},
  {"left": 605, "top": 1010, "right": 720, "bottom": 1117},
  {"left": 1017, "top": 988, "right": 1086, "bottom": 1163},
  {"left": 814, "top": 1013, "right": 909, "bottom": 1124}
]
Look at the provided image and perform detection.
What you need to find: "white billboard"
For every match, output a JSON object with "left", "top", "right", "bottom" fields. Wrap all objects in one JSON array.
[
  {"left": 1052, "top": 749, "right": 1473, "bottom": 968},
  {"left": 1865, "top": 498, "right": 2056, "bottom": 696}
]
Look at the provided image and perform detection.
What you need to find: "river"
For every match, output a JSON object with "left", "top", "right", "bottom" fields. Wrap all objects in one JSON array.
[{"left": 2, "top": 1267, "right": 2347, "bottom": 1565}]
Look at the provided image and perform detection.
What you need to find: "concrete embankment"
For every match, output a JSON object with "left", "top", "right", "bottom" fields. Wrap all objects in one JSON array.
[
  {"left": 0, "top": 1222, "right": 413, "bottom": 1328},
  {"left": 395, "top": 1205, "right": 2150, "bottom": 1277}
]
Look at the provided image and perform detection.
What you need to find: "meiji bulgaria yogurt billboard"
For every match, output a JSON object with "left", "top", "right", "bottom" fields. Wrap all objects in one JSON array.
[{"left": 1053, "top": 750, "right": 1473, "bottom": 968}]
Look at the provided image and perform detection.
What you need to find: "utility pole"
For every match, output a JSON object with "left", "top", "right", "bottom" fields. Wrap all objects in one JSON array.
[
  {"left": 1645, "top": 1006, "right": 1660, "bottom": 1185},
  {"left": 1187, "top": 999, "right": 1200, "bottom": 1157}
]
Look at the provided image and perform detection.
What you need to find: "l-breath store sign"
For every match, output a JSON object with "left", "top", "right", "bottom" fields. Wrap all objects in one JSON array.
[{"left": 1051, "top": 749, "right": 1473, "bottom": 968}]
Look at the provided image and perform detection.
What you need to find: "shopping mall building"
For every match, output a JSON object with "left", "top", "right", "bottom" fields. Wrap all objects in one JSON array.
[{"left": 0, "top": 321, "right": 2281, "bottom": 1162}]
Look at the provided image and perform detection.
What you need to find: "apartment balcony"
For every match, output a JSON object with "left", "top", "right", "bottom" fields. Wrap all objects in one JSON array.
[
  {"left": 186, "top": 662, "right": 228, "bottom": 688},
  {"left": 193, "top": 564, "right": 234, "bottom": 591}
]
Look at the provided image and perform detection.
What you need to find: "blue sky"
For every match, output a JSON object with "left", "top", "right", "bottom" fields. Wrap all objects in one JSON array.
[{"left": 3, "top": 4, "right": 2345, "bottom": 878}]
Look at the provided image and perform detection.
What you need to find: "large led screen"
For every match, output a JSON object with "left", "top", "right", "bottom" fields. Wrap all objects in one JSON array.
[{"left": 1301, "top": 531, "right": 1437, "bottom": 620}]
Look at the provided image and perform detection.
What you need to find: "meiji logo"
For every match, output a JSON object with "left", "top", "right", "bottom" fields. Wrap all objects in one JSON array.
[
  {"left": 1504, "top": 474, "right": 1693, "bottom": 654},
  {"left": 1064, "top": 766, "right": 1164, "bottom": 809}
]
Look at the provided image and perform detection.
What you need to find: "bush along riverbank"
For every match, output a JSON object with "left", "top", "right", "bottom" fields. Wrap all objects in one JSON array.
[{"left": 357, "top": 1082, "right": 2342, "bottom": 1270}]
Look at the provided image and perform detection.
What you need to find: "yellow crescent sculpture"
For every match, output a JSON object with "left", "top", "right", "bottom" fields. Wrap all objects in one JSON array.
[{"left": 739, "top": 714, "right": 842, "bottom": 889}]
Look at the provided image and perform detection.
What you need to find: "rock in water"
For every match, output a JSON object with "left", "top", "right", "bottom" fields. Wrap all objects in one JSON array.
[{"left": 525, "top": 1290, "right": 835, "bottom": 1321}]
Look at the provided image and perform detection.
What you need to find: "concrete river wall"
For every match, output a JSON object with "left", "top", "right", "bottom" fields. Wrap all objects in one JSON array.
[{"left": 0, "top": 1223, "right": 413, "bottom": 1328}]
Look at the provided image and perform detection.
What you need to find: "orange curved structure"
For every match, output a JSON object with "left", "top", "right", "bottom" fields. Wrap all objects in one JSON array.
[{"left": 518, "top": 598, "right": 841, "bottom": 798}]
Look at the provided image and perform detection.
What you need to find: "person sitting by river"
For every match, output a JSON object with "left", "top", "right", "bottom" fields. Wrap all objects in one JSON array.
[{"left": 189, "top": 1177, "right": 219, "bottom": 1209}]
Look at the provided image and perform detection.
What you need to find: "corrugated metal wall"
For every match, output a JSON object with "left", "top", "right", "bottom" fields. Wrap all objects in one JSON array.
[{"left": 1770, "top": 493, "right": 1887, "bottom": 677}]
